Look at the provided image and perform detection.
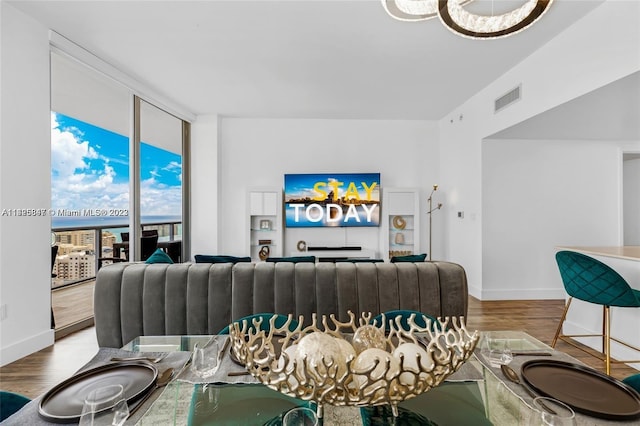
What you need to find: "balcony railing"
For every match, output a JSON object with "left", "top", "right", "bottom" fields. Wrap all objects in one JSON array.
[{"left": 51, "top": 220, "right": 181, "bottom": 289}]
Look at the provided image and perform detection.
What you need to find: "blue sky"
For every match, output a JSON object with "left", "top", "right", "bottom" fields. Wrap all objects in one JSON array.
[{"left": 51, "top": 112, "right": 182, "bottom": 216}]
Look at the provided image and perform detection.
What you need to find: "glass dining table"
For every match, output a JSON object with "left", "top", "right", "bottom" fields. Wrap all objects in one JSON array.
[{"left": 122, "top": 331, "right": 618, "bottom": 425}]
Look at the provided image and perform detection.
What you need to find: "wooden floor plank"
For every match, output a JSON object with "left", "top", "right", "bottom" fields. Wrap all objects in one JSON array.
[
  {"left": 0, "top": 327, "right": 98, "bottom": 399},
  {"left": 465, "top": 297, "right": 639, "bottom": 381}
]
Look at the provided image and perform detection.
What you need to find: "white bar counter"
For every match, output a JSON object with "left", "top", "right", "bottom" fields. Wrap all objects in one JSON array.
[
  {"left": 555, "top": 246, "right": 640, "bottom": 369},
  {"left": 556, "top": 246, "right": 640, "bottom": 262}
]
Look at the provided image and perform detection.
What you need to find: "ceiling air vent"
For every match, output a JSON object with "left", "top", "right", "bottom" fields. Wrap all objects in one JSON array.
[{"left": 494, "top": 85, "right": 521, "bottom": 113}]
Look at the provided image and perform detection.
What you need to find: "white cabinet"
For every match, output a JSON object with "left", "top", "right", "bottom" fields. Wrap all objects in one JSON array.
[
  {"left": 247, "top": 188, "right": 283, "bottom": 261},
  {"left": 382, "top": 188, "right": 420, "bottom": 261}
]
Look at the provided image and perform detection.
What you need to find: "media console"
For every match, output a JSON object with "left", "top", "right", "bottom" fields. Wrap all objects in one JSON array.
[{"left": 293, "top": 246, "right": 376, "bottom": 262}]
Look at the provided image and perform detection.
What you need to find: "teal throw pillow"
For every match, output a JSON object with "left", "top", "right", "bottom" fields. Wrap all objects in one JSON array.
[
  {"left": 265, "top": 256, "right": 316, "bottom": 263},
  {"left": 390, "top": 253, "right": 427, "bottom": 263},
  {"left": 145, "top": 248, "right": 174, "bottom": 264},
  {"left": 194, "top": 255, "right": 251, "bottom": 264}
]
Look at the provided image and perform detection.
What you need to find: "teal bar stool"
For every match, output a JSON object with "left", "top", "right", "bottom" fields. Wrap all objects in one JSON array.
[
  {"left": 218, "top": 313, "right": 299, "bottom": 335},
  {"left": 553, "top": 250, "right": 640, "bottom": 374}
]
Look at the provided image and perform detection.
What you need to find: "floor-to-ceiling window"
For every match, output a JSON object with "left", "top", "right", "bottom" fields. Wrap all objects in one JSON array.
[
  {"left": 139, "top": 100, "right": 183, "bottom": 261},
  {"left": 50, "top": 52, "right": 190, "bottom": 332},
  {"left": 50, "top": 112, "right": 131, "bottom": 283}
]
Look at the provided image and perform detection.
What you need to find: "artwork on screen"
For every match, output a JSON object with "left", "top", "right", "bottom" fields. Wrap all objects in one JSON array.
[{"left": 284, "top": 173, "right": 381, "bottom": 227}]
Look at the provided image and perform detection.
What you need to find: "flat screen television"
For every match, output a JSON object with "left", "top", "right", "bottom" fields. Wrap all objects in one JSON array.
[{"left": 284, "top": 173, "right": 380, "bottom": 227}]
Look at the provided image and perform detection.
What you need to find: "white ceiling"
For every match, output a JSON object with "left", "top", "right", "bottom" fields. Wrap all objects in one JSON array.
[{"left": 10, "top": 0, "right": 605, "bottom": 120}]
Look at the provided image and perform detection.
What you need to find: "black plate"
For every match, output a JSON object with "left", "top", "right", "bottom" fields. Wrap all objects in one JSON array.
[
  {"left": 38, "top": 362, "right": 158, "bottom": 423},
  {"left": 521, "top": 359, "right": 640, "bottom": 420}
]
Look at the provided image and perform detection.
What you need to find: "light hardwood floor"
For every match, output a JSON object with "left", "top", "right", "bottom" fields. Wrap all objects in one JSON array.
[{"left": 1, "top": 297, "right": 638, "bottom": 399}]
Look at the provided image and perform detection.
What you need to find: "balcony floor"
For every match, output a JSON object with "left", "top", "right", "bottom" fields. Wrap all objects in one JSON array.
[{"left": 52, "top": 279, "right": 95, "bottom": 338}]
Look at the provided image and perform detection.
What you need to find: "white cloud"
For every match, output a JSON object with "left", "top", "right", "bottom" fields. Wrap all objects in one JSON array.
[
  {"left": 51, "top": 112, "right": 97, "bottom": 177},
  {"left": 67, "top": 164, "right": 116, "bottom": 192},
  {"left": 140, "top": 179, "right": 182, "bottom": 216},
  {"left": 161, "top": 161, "right": 182, "bottom": 186},
  {"left": 51, "top": 112, "right": 125, "bottom": 210},
  {"left": 163, "top": 161, "right": 182, "bottom": 172},
  {"left": 51, "top": 112, "right": 182, "bottom": 216}
]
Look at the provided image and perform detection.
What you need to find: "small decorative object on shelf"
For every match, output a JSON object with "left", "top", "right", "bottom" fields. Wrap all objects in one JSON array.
[
  {"left": 392, "top": 215, "right": 406, "bottom": 230},
  {"left": 394, "top": 233, "right": 405, "bottom": 245},
  {"left": 258, "top": 239, "right": 272, "bottom": 245},
  {"left": 229, "top": 311, "right": 479, "bottom": 419},
  {"left": 260, "top": 219, "right": 272, "bottom": 230},
  {"left": 384, "top": 188, "right": 420, "bottom": 262},
  {"left": 389, "top": 250, "right": 413, "bottom": 257},
  {"left": 296, "top": 240, "right": 307, "bottom": 252},
  {"left": 259, "top": 245, "right": 270, "bottom": 260}
]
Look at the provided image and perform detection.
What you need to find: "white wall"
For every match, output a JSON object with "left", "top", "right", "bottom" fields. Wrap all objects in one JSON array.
[
  {"left": 439, "top": 1, "right": 640, "bottom": 298},
  {"left": 0, "top": 3, "right": 54, "bottom": 366},
  {"left": 482, "top": 139, "right": 628, "bottom": 300},
  {"left": 624, "top": 157, "right": 640, "bottom": 245},
  {"left": 190, "top": 114, "right": 220, "bottom": 258},
  {"left": 213, "top": 118, "right": 440, "bottom": 259}
]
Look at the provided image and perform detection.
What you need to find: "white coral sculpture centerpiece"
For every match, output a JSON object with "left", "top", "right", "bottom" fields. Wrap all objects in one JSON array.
[{"left": 229, "top": 311, "right": 479, "bottom": 418}]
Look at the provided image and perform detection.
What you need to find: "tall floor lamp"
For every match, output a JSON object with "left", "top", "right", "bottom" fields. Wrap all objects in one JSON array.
[{"left": 427, "top": 184, "right": 443, "bottom": 261}]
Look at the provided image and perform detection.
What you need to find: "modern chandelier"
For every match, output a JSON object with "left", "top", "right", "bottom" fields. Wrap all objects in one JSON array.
[{"left": 382, "top": 0, "right": 554, "bottom": 39}]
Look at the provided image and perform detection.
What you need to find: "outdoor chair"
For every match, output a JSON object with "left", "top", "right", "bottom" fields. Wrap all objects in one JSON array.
[{"left": 98, "top": 233, "right": 158, "bottom": 268}]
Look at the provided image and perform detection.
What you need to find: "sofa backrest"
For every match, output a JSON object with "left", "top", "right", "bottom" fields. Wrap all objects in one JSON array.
[{"left": 94, "top": 261, "right": 468, "bottom": 348}]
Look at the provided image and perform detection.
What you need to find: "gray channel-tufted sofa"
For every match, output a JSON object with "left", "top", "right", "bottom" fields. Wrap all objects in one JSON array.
[{"left": 94, "top": 261, "right": 469, "bottom": 348}]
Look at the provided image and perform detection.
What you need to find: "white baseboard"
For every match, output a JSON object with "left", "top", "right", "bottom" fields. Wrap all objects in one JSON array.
[
  {"left": 479, "top": 287, "right": 566, "bottom": 300},
  {"left": 468, "top": 284, "right": 482, "bottom": 299},
  {"left": 0, "top": 329, "right": 54, "bottom": 367}
]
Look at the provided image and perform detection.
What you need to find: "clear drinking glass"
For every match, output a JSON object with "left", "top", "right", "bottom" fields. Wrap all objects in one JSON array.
[
  {"left": 79, "top": 384, "right": 129, "bottom": 426},
  {"left": 191, "top": 384, "right": 220, "bottom": 417},
  {"left": 282, "top": 407, "right": 319, "bottom": 426},
  {"left": 483, "top": 334, "right": 513, "bottom": 367},
  {"left": 191, "top": 339, "right": 221, "bottom": 379},
  {"left": 527, "top": 397, "right": 577, "bottom": 426}
]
